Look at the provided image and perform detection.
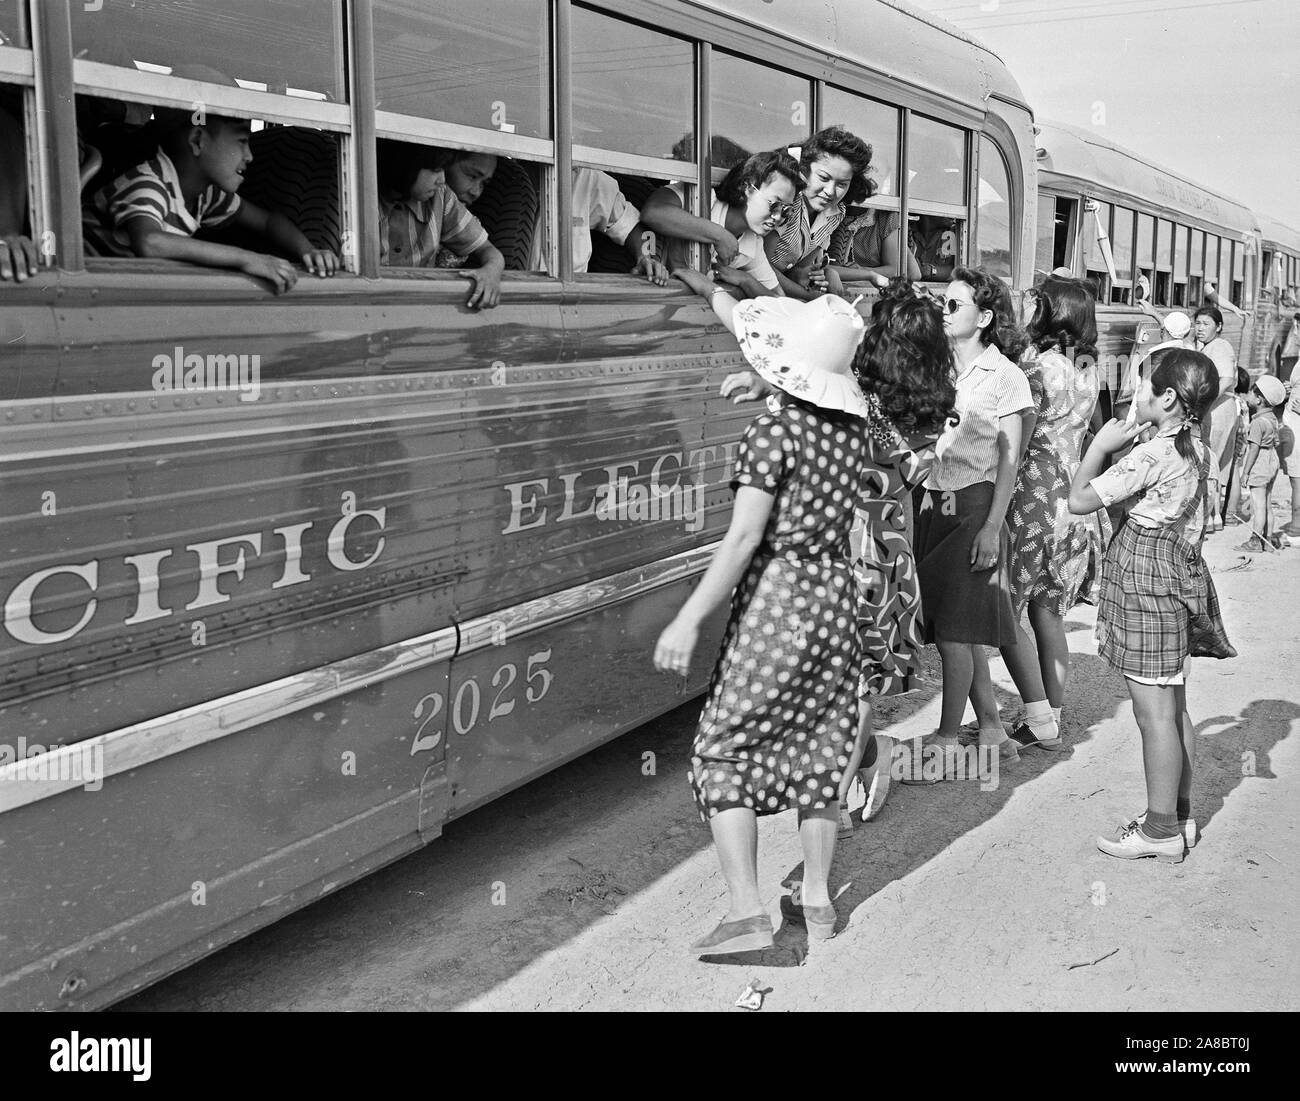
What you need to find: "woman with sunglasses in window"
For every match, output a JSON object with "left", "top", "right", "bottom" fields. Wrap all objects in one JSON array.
[
  {"left": 904, "top": 268, "right": 1033, "bottom": 780},
  {"left": 763, "top": 126, "right": 875, "bottom": 301},
  {"left": 642, "top": 150, "right": 803, "bottom": 298}
]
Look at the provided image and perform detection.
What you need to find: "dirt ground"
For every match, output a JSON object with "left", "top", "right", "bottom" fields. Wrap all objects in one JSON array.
[{"left": 120, "top": 484, "right": 1300, "bottom": 1013}]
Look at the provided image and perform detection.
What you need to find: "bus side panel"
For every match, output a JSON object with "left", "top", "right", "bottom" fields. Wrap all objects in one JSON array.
[
  {"left": 443, "top": 577, "right": 726, "bottom": 819},
  {"left": 0, "top": 658, "right": 451, "bottom": 1012}
]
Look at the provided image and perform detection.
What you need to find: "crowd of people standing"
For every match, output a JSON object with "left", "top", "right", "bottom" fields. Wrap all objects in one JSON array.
[{"left": 652, "top": 123, "right": 1246, "bottom": 958}]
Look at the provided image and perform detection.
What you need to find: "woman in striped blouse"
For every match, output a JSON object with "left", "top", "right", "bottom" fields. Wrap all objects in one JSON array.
[{"left": 763, "top": 126, "right": 875, "bottom": 301}]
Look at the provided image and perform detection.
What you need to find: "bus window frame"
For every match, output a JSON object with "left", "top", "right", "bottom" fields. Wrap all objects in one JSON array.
[{"left": 974, "top": 128, "right": 1018, "bottom": 284}]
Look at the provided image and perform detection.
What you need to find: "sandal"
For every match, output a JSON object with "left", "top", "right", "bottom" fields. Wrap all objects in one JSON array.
[
  {"left": 689, "top": 913, "right": 775, "bottom": 957},
  {"left": 779, "top": 885, "right": 837, "bottom": 941}
]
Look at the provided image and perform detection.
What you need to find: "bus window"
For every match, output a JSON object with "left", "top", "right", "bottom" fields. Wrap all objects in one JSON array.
[
  {"left": 1155, "top": 218, "right": 1173, "bottom": 306},
  {"left": 1204, "top": 235, "right": 1220, "bottom": 305},
  {"left": 0, "top": 2, "right": 23, "bottom": 45},
  {"left": 908, "top": 115, "right": 966, "bottom": 281},
  {"left": 1188, "top": 228, "right": 1205, "bottom": 305},
  {"left": 1109, "top": 206, "right": 1133, "bottom": 305},
  {"left": 373, "top": 0, "right": 549, "bottom": 139},
  {"left": 70, "top": 0, "right": 344, "bottom": 103},
  {"left": 1135, "top": 212, "right": 1154, "bottom": 304},
  {"left": 976, "top": 135, "right": 1012, "bottom": 279},
  {"left": 1083, "top": 199, "right": 1111, "bottom": 301},
  {"left": 711, "top": 50, "right": 811, "bottom": 173},
  {"left": 1261, "top": 248, "right": 1275, "bottom": 296},
  {"left": 1231, "top": 240, "right": 1245, "bottom": 307},
  {"left": 1217, "top": 239, "right": 1232, "bottom": 307},
  {"left": 1034, "top": 195, "right": 1056, "bottom": 276},
  {"left": 1, "top": 8, "right": 34, "bottom": 279},
  {"left": 821, "top": 86, "right": 899, "bottom": 199},
  {"left": 572, "top": 7, "right": 693, "bottom": 164},
  {"left": 1172, "top": 224, "right": 1187, "bottom": 307},
  {"left": 374, "top": 139, "right": 542, "bottom": 275}
]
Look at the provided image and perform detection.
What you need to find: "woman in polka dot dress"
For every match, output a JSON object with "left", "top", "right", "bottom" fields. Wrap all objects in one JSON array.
[{"left": 656, "top": 269, "right": 871, "bottom": 956}]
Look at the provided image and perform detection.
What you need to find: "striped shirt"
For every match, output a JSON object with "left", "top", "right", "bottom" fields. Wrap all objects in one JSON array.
[
  {"left": 831, "top": 209, "right": 900, "bottom": 268},
  {"left": 379, "top": 175, "right": 490, "bottom": 267},
  {"left": 84, "top": 150, "right": 241, "bottom": 257},
  {"left": 766, "top": 198, "right": 846, "bottom": 273},
  {"left": 665, "top": 183, "right": 781, "bottom": 291},
  {"left": 926, "top": 344, "right": 1034, "bottom": 491}
]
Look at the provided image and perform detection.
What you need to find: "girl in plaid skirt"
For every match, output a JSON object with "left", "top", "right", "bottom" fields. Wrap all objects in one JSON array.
[{"left": 1068, "top": 348, "right": 1236, "bottom": 863}]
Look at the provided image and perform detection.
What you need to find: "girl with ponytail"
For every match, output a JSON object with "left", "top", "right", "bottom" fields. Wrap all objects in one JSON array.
[{"left": 1068, "top": 348, "right": 1236, "bottom": 864}]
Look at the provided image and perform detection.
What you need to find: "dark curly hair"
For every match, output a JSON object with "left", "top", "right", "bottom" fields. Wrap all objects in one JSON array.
[
  {"left": 715, "top": 149, "right": 805, "bottom": 207},
  {"left": 1026, "top": 275, "right": 1098, "bottom": 360},
  {"left": 1149, "top": 347, "right": 1219, "bottom": 463},
  {"left": 952, "top": 266, "right": 1028, "bottom": 361},
  {"left": 376, "top": 139, "right": 455, "bottom": 199},
  {"left": 800, "top": 125, "right": 878, "bottom": 205},
  {"left": 852, "top": 278, "right": 958, "bottom": 435}
]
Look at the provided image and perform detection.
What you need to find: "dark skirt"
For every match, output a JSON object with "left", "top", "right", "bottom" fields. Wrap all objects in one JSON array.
[
  {"left": 914, "top": 482, "right": 1018, "bottom": 647},
  {"left": 1095, "top": 520, "right": 1236, "bottom": 680}
]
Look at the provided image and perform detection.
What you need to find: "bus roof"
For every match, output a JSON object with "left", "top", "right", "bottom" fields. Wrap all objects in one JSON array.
[
  {"left": 1256, "top": 213, "right": 1300, "bottom": 253},
  {"left": 681, "top": 0, "right": 1031, "bottom": 116},
  {"left": 1035, "top": 120, "right": 1256, "bottom": 237}
]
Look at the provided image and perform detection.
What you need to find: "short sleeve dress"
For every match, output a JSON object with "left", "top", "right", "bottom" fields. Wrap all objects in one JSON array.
[
  {"left": 690, "top": 398, "right": 867, "bottom": 822},
  {"left": 1008, "top": 348, "right": 1112, "bottom": 614},
  {"left": 850, "top": 397, "right": 937, "bottom": 697}
]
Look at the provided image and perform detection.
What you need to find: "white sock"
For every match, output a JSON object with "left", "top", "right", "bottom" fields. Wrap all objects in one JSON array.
[
  {"left": 1025, "top": 699, "right": 1056, "bottom": 732},
  {"left": 1052, "top": 706, "right": 1062, "bottom": 728}
]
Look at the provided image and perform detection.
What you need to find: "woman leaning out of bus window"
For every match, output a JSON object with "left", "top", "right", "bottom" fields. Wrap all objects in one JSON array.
[
  {"left": 1193, "top": 305, "right": 1238, "bottom": 529},
  {"left": 762, "top": 126, "right": 874, "bottom": 301},
  {"left": 640, "top": 150, "right": 803, "bottom": 298},
  {"left": 376, "top": 140, "right": 504, "bottom": 310}
]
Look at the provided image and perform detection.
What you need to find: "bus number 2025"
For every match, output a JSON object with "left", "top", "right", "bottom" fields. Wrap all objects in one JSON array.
[{"left": 409, "top": 647, "right": 554, "bottom": 755}]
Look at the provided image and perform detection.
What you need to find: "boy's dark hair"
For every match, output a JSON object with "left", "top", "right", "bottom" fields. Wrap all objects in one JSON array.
[
  {"left": 952, "top": 265, "right": 1028, "bottom": 361},
  {"left": 154, "top": 111, "right": 247, "bottom": 160},
  {"left": 1026, "top": 275, "right": 1098, "bottom": 360},
  {"left": 801, "top": 125, "right": 877, "bottom": 205},
  {"left": 1193, "top": 304, "right": 1224, "bottom": 329},
  {"left": 1149, "top": 347, "right": 1219, "bottom": 463},
  {"left": 715, "top": 150, "right": 804, "bottom": 207},
  {"left": 1235, "top": 366, "right": 1251, "bottom": 394},
  {"left": 376, "top": 139, "right": 455, "bottom": 199},
  {"left": 853, "top": 278, "right": 958, "bottom": 435}
]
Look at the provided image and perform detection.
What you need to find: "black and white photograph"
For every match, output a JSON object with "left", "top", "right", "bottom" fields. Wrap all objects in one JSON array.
[{"left": 0, "top": 0, "right": 1294, "bottom": 1055}]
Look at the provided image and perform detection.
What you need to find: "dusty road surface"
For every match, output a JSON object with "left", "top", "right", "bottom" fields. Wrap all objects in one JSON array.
[{"left": 118, "top": 494, "right": 1300, "bottom": 1013}]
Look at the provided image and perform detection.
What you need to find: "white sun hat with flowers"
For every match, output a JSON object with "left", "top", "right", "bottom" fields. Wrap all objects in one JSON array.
[{"left": 732, "top": 294, "right": 870, "bottom": 418}]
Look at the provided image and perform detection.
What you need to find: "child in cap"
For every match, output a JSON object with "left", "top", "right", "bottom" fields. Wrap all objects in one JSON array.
[
  {"left": 1069, "top": 348, "right": 1235, "bottom": 863},
  {"left": 83, "top": 65, "right": 337, "bottom": 294},
  {"left": 655, "top": 269, "right": 870, "bottom": 955},
  {"left": 1235, "top": 373, "right": 1288, "bottom": 553}
]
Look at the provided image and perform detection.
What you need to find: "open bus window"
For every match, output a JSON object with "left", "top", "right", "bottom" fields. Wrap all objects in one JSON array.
[
  {"left": 70, "top": 0, "right": 344, "bottom": 104},
  {"left": 374, "top": 139, "right": 543, "bottom": 274},
  {"left": 582, "top": 170, "right": 669, "bottom": 276},
  {"left": 1035, "top": 195, "right": 1074, "bottom": 276},
  {"left": 0, "top": 89, "right": 38, "bottom": 281},
  {"left": 909, "top": 214, "right": 961, "bottom": 283},
  {"left": 1108, "top": 205, "right": 1133, "bottom": 306},
  {"left": 976, "top": 135, "right": 1012, "bottom": 280},
  {"left": 711, "top": 50, "right": 811, "bottom": 174},
  {"left": 374, "top": 0, "right": 548, "bottom": 139},
  {"left": 1135, "top": 212, "right": 1154, "bottom": 306},
  {"left": 1082, "top": 200, "right": 1110, "bottom": 301},
  {"left": 1154, "top": 218, "right": 1173, "bottom": 306}
]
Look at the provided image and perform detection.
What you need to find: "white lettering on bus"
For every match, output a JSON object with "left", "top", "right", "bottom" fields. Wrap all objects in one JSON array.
[
  {"left": 500, "top": 445, "right": 736, "bottom": 535},
  {"left": 3, "top": 503, "right": 387, "bottom": 646}
]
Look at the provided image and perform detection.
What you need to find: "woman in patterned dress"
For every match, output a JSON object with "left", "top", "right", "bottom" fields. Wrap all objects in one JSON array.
[
  {"left": 656, "top": 271, "right": 872, "bottom": 955},
  {"left": 996, "top": 277, "right": 1111, "bottom": 745},
  {"left": 839, "top": 282, "right": 958, "bottom": 830}
]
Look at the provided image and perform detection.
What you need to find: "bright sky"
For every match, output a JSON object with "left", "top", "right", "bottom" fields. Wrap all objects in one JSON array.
[{"left": 908, "top": 0, "right": 1300, "bottom": 231}]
